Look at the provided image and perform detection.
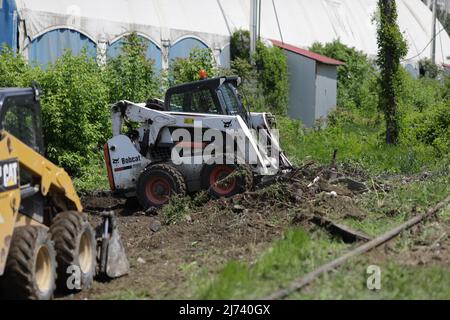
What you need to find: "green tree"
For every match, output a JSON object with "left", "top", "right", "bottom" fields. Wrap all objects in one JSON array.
[
  {"left": 254, "top": 41, "right": 289, "bottom": 115},
  {"left": 169, "top": 48, "right": 217, "bottom": 85},
  {"left": 443, "top": 73, "right": 450, "bottom": 103},
  {"left": 376, "top": 0, "right": 408, "bottom": 145},
  {"left": 230, "top": 30, "right": 251, "bottom": 62},
  {"left": 105, "top": 33, "right": 159, "bottom": 103},
  {"left": 418, "top": 58, "right": 440, "bottom": 79},
  {"left": 445, "top": 15, "right": 450, "bottom": 37},
  {"left": 39, "top": 50, "right": 110, "bottom": 175},
  {"left": 0, "top": 46, "right": 41, "bottom": 87}
]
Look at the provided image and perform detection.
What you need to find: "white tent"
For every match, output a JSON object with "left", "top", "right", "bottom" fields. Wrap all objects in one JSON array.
[{"left": 2, "top": 0, "right": 449, "bottom": 69}]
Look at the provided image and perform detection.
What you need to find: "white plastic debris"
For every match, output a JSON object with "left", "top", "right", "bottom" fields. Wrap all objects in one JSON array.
[{"left": 308, "top": 176, "right": 320, "bottom": 188}]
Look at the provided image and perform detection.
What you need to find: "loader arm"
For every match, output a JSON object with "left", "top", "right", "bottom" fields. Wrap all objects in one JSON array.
[
  {"left": 0, "top": 130, "right": 82, "bottom": 275},
  {"left": 111, "top": 101, "right": 176, "bottom": 146},
  {"left": 111, "top": 101, "right": 273, "bottom": 169}
]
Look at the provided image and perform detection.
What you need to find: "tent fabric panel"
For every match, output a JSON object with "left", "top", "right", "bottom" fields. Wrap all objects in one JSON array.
[
  {"left": 9, "top": 0, "right": 450, "bottom": 65},
  {"left": 0, "top": 0, "right": 18, "bottom": 51},
  {"left": 28, "top": 28, "right": 96, "bottom": 67}
]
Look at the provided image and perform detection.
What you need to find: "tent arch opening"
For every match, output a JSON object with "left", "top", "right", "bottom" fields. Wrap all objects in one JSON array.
[
  {"left": 107, "top": 32, "right": 163, "bottom": 71},
  {"left": 169, "top": 35, "right": 210, "bottom": 63},
  {"left": 27, "top": 27, "right": 97, "bottom": 67}
]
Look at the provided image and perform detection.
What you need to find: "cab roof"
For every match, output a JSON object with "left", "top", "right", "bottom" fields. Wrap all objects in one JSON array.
[{"left": 166, "top": 76, "right": 241, "bottom": 96}]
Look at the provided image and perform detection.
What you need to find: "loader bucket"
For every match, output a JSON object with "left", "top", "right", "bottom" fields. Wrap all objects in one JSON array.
[
  {"left": 97, "top": 212, "right": 129, "bottom": 279},
  {"left": 106, "top": 226, "right": 129, "bottom": 278}
]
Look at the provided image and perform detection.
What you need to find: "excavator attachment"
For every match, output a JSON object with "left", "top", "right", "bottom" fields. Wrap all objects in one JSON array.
[{"left": 97, "top": 212, "right": 129, "bottom": 278}]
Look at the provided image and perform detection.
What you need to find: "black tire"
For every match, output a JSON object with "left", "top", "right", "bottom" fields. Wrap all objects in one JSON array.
[
  {"left": 0, "top": 226, "right": 57, "bottom": 300},
  {"left": 136, "top": 163, "right": 187, "bottom": 209},
  {"left": 50, "top": 211, "right": 97, "bottom": 293},
  {"left": 201, "top": 164, "right": 253, "bottom": 199}
]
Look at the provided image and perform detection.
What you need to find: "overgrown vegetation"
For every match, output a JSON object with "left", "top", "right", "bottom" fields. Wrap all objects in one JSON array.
[
  {"left": 253, "top": 42, "right": 289, "bottom": 115},
  {"left": 0, "top": 32, "right": 160, "bottom": 185},
  {"left": 168, "top": 48, "right": 218, "bottom": 85},
  {"left": 418, "top": 58, "right": 440, "bottom": 79},
  {"left": 230, "top": 29, "right": 251, "bottom": 62},
  {"left": 376, "top": 0, "right": 408, "bottom": 144},
  {"left": 278, "top": 77, "right": 449, "bottom": 175},
  {"left": 105, "top": 33, "right": 160, "bottom": 103},
  {"left": 39, "top": 51, "right": 111, "bottom": 175},
  {"left": 285, "top": 34, "right": 449, "bottom": 175},
  {"left": 0, "top": 47, "right": 40, "bottom": 87},
  {"left": 229, "top": 31, "right": 290, "bottom": 115}
]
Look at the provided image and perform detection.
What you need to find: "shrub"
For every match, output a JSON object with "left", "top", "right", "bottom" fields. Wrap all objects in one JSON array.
[
  {"left": 444, "top": 14, "right": 450, "bottom": 37},
  {"left": 169, "top": 48, "right": 218, "bottom": 85},
  {"left": 399, "top": 71, "right": 445, "bottom": 112},
  {"left": 254, "top": 41, "right": 289, "bottom": 115},
  {"left": 230, "top": 57, "right": 255, "bottom": 83},
  {"left": 105, "top": 33, "right": 160, "bottom": 103},
  {"left": 0, "top": 46, "right": 41, "bottom": 87},
  {"left": 230, "top": 30, "right": 251, "bottom": 62},
  {"left": 39, "top": 50, "right": 110, "bottom": 175},
  {"left": 404, "top": 102, "right": 450, "bottom": 156},
  {"left": 444, "top": 74, "right": 450, "bottom": 101},
  {"left": 418, "top": 58, "right": 440, "bottom": 79},
  {"left": 229, "top": 57, "right": 263, "bottom": 110}
]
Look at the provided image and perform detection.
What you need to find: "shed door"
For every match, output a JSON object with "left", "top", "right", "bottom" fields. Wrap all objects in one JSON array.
[{"left": 315, "top": 64, "right": 338, "bottom": 122}]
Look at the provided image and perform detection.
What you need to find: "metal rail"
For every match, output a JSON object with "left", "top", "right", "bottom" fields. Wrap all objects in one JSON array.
[{"left": 264, "top": 195, "right": 450, "bottom": 300}]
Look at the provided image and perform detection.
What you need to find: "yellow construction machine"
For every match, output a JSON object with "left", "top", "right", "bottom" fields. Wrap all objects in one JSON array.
[{"left": 0, "top": 86, "right": 128, "bottom": 300}]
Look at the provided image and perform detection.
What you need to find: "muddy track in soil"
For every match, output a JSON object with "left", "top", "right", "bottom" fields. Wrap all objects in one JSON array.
[{"left": 67, "top": 165, "right": 449, "bottom": 300}]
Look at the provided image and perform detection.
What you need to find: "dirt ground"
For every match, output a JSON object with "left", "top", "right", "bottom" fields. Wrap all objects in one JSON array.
[
  {"left": 65, "top": 164, "right": 449, "bottom": 300},
  {"left": 78, "top": 195, "right": 291, "bottom": 299},
  {"left": 367, "top": 217, "right": 450, "bottom": 267}
]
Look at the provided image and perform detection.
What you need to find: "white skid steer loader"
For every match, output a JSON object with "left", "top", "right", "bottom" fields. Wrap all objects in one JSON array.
[{"left": 104, "top": 76, "right": 293, "bottom": 209}]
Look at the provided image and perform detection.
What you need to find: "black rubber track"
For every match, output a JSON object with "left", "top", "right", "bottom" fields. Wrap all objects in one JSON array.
[{"left": 0, "top": 226, "right": 57, "bottom": 300}]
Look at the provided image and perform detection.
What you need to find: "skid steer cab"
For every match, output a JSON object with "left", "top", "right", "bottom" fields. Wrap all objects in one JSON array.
[
  {"left": 104, "top": 76, "right": 293, "bottom": 209},
  {"left": 0, "top": 87, "right": 128, "bottom": 300}
]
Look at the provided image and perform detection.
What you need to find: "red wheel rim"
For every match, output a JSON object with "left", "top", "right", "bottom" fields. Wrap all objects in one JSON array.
[
  {"left": 146, "top": 176, "right": 172, "bottom": 205},
  {"left": 209, "top": 165, "right": 236, "bottom": 196}
]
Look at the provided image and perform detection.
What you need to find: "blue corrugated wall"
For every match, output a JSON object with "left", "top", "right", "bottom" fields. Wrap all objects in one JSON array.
[
  {"left": 28, "top": 28, "right": 96, "bottom": 67},
  {"left": 169, "top": 37, "right": 207, "bottom": 62},
  {"left": 0, "top": 0, "right": 18, "bottom": 51},
  {"left": 107, "top": 35, "right": 163, "bottom": 71}
]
